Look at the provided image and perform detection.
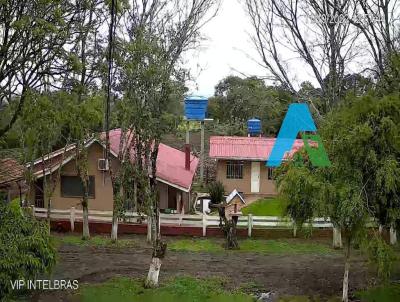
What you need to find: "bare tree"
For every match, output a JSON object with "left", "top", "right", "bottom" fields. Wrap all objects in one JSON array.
[
  {"left": 245, "top": 0, "right": 362, "bottom": 113},
  {"left": 326, "top": 0, "right": 400, "bottom": 86}
]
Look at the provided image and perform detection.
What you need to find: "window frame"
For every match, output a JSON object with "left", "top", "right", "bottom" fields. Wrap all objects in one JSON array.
[
  {"left": 60, "top": 175, "right": 96, "bottom": 199},
  {"left": 226, "top": 160, "right": 244, "bottom": 179}
]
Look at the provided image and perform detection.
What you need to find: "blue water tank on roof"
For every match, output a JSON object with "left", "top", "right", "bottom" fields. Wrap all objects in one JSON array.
[
  {"left": 247, "top": 118, "right": 261, "bottom": 136},
  {"left": 184, "top": 96, "right": 208, "bottom": 120}
]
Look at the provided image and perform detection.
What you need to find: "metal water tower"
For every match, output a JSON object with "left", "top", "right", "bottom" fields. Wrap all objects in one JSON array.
[{"left": 183, "top": 95, "right": 210, "bottom": 185}]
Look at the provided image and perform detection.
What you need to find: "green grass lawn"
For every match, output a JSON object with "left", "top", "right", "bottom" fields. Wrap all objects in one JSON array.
[
  {"left": 77, "top": 276, "right": 254, "bottom": 302},
  {"left": 356, "top": 284, "right": 400, "bottom": 302},
  {"left": 53, "top": 234, "right": 138, "bottom": 248},
  {"left": 54, "top": 235, "right": 333, "bottom": 255},
  {"left": 169, "top": 238, "right": 334, "bottom": 255},
  {"left": 241, "top": 198, "right": 285, "bottom": 216}
]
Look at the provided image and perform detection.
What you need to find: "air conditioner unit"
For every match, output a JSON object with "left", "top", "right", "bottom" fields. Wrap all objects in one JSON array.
[{"left": 98, "top": 158, "right": 109, "bottom": 171}]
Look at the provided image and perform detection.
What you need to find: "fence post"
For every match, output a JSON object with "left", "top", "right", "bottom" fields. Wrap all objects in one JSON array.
[
  {"left": 31, "top": 205, "right": 35, "bottom": 217},
  {"left": 70, "top": 207, "right": 75, "bottom": 232},
  {"left": 202, "top": 214, "right": 207, "bottom": 237},
  {"left": 179, "top": 213, "right": 183, "bottom": 226},
  {"left": 248, "top": 214, "right": 253, "bottom": 237}
]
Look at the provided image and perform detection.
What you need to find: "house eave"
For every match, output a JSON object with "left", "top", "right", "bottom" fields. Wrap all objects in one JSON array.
[
  {"left": 32, "top": 139, "right": 118, "bottom": 179},
  {"left": 156, "top": 177, "right": 190, "bottom": 193}
]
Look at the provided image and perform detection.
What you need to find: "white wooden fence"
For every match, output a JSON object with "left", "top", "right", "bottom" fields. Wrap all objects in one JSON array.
[{"left": 31, "top": 206, "right": 354, "bottom": 237}]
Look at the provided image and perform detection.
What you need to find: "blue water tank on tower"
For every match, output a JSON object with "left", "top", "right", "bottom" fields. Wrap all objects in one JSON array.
[
  {"left": 247, "top": 118, "right": 261, "bottom": 136},
  {"left": 184, "top": 96, "right": 208, "bottom": 120}
]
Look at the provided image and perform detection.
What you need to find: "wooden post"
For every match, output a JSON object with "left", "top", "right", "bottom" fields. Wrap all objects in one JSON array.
[
  {"left": 176, "top": 192, "right": 182, "bottom": 214},
  {"left": 202, "top": 213, "right": 207, "bottom": 237},
  {"left": 248, "top": 214, "right": 253, "bottom": 237},
  {"left": 200, "top": 121, "right": 205, "bottom": 184},
  {"left": 185, "top": 121, "right": 189, "bottom": 144},
  {"left": 70, "top": 207, "right": 75, "bottom": 232},
  {"left": 31, "top": 205, "right": 35, "bottom": 217}
]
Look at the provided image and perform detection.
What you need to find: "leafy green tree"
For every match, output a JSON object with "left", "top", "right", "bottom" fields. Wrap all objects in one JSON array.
[
  {"left": 209, "top": 76, "right": 293, "bottom": 135},
  {"left": 0, "top": 202, "right": 56, "bottom": 300},
  {"left": 277, "top": 89, "right": 400, "bottom": 301},
  {"left": 68, "top": 94, "right": 103, "bottom": 240},
  {"left": 0, "top": 0, "right": 82, "bottom": 138},
  {"left": 19, "top": 92, "right": 67, "bottom": 228},
  {"left": 323, "top": 93, "right": 400, "bottom": 245},
  {"left": 275, "top": 154, "right": 319, "bottom": 238},
  {"left": 110, "top": 0, "right": 220, "bottom": 288}
]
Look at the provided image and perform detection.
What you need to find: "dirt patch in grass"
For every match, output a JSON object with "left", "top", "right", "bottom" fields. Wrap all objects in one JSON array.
[{"left": 24, "top": 234, "right": 377, "bottom": 301}]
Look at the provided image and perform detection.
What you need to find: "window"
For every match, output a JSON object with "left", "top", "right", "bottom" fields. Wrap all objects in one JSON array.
[
  {"left": 226, "top": 161, "right": 243, "bottom": 179},
  {"left": 267, "top": 167, "right": 274, "bottom": 180},
  {"left": 61, "top": 176, "right": 95, "bottom": 198}
]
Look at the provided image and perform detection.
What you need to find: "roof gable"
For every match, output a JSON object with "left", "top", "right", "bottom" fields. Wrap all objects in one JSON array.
[
  {"left": 226, "top": 189, "right": 245, "bottom": 204},
  {"left": 106, "top": 129, "right": 199, "bottom": 191}
]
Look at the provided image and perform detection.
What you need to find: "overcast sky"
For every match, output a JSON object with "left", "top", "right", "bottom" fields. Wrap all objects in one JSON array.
[
  {"left": 182, "top": 0, "right": 376, "bottom": 98},
  {"left": 183, "top": 0, "right": 321, "bottom": 97},
  {"left": 183, "top": 0, "right": 267, "bottom": 97}
]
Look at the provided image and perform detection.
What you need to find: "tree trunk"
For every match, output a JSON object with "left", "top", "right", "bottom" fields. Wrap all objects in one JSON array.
[
  {"left": 390, "top": 223, "right": 397, "bottom": 245},
  {"left": 226, "top": 218, "right": 239, "bottom": 249},
  {"left": 147, "top": 215, "right": 152, "bottom": 243},
  {"left": 333, "top": 226, "right": 343, "bottom": 249},
  {"left": 145, "top": 238, "right": 167, "bottom": 288},
  {"left": 218, "top": 208, "right": 239, "bottom": 249},
  {"left": 134, "top": 181, "right": 138, "bottom": 212},
  {"left": 82, "top": 203, "right": 90, "bottom": 240},
  {"left": 111, "top": 214, "right": 118, "bottom": 242},
  {"left": 342, "top": 238, "right": 351, "bottom": 302},
  {"left": 293, "top": 224, "right": 297, "bottom": 238},
  {"left": 145, "top": 257, "right": 162, "bottom": 288}
]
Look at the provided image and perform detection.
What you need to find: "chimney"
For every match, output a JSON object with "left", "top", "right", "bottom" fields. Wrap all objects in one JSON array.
[{"left": 184, "top": 144, "right": 190, "bottom": 170}]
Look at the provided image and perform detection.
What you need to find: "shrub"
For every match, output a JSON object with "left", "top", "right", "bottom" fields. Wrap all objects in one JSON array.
[
  {"left": 0, "top": 202, "right": 56, "bottom": 300},
  {"left": 207, "top": 181, "right": 225, "bottom": 204}
]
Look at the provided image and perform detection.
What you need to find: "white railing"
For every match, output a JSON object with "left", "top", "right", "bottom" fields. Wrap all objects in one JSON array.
[{"left": 31, "top": 206, "right": 376, "bottom": 237}]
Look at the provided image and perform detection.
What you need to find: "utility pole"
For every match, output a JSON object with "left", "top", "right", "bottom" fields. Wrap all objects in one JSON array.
[{"left": 200, "top": 121, "right": 205, "bottom": 183}]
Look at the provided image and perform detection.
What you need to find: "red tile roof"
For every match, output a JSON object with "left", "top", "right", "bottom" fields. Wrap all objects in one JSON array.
[
  {"left": 209, "top": 136, "right": 304, "bottom": 160},
  {"left": 107, "top": 129, "right": 199, "bottom": 191},
  {"left": 30, "top": 130, "right": 199, "bottom": 192},
  {"left": 0, "top": 158, "right": 25, "bottom": 186}
]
